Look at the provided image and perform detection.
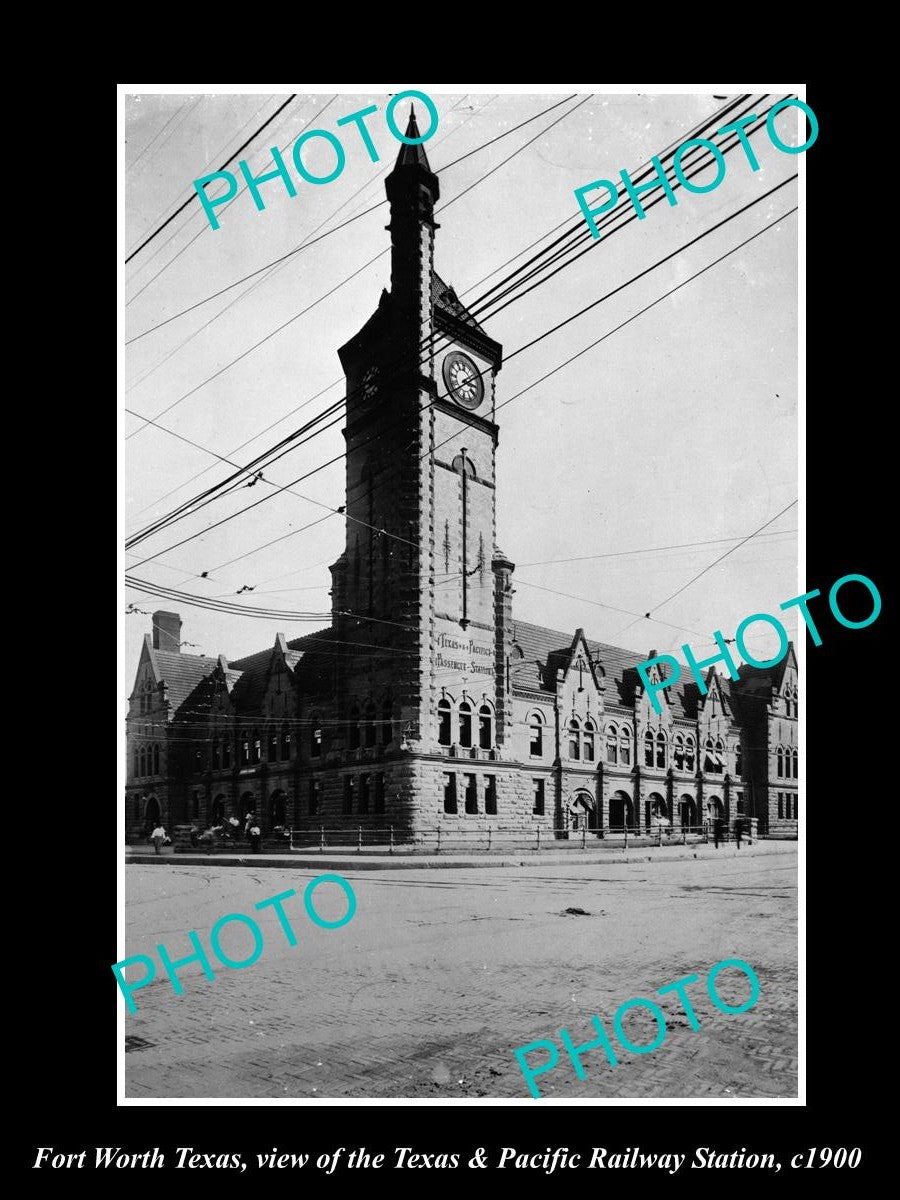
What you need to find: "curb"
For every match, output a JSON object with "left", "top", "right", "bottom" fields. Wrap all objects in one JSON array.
[{"left": 125, "top": 842, "right": 796, "bottom": 872}]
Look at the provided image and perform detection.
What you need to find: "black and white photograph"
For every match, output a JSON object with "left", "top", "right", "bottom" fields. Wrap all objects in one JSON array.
[{"left": 119, "top": 86, "right": 806, "bottom": 1106}]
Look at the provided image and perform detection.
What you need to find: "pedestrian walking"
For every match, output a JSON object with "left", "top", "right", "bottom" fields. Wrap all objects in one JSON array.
[
  {"left": 151, "top": 824, "right": 166, "bottom": 855},
  {"left": 713, "top": 817, "right": 724, "bottom": 849},
  {"left": 249, "top": 823, "right": 262, "bottom": 854},
  {"left": 735, "top": 817, "right": 744, "bottom": 849}
]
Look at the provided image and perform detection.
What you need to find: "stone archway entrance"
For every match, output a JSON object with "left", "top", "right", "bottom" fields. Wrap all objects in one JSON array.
[
  {"left": 143, "top": 795, "right": 160, "bottom": 834},
  {"left": 647, "top": 792, "right": 669, "bottom": 828},
  {"left": 566, "top": 790, "right": 596, "bottom": 832},
  {"left": 269, "top": 790, "right": 287, "bottom": 829},
  {"left": 609, "top": 789, "right": 633, "bottom": 831},
  {"left": 679, "top": 794, "right": 697, "bottom": 829},
  {"left": 707, "top": 795, "right": 723, "bottom": 820}
]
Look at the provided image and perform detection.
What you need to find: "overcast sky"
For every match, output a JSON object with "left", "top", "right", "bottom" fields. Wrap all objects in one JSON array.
[{"left": 121, "top": 86, "right": 801, "bottom": 689}]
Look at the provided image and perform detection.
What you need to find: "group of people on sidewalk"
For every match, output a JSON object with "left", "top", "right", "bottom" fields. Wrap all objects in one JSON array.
[
  {"left": 196, "top": 812, "right": 262, "bottom": 854},
  {"left": 149, "top": 813, "right": 264, "bottom": 855}
]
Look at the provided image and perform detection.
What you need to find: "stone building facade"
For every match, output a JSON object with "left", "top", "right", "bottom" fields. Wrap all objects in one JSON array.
[{"left": 125, "top": 113, "right": 799, "bottom": 842}]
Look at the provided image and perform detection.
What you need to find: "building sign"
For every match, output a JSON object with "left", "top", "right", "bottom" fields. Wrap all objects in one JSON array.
[{"left": 433, "top": 621, "right": 494, "bottom": 679}]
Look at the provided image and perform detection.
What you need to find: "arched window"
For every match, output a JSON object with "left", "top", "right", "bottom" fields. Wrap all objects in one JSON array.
[
  {"left": 606, "top": 723, "right": 618, "bottom": 765},
  {"left": 684, "top": 735, "right": 696, "bottom": 773},
  {"left": 479, "top": 703, "right": 494, "bottom": 750},
  {"left": 644, "top": 730, "right": 654, "bottom": 767},
  {"left": 364, "top": 701, "right": 378, "bottom": 748},
  {"left": 568, "top": 717, "right": 581, "bottom": 761},
  {"left": 212, "top": 739, "right": 220, "bottom": 769},
  {"left": 139, "top": 746, "right": 146, "bottom": 777},
  {"left": 714, "top": 737, "right": 725, "bottom": 774},
  {"left": 252, "top": 730, "right": 261, "bottom": 765},
  {"left": 437, "top": 697, "right": 452, "bottom": 747},
  {"left": 153, "top": 744, "right": 160, "bottom": 775},
  {"left": 792, "top": 748, "right": 798, "bottom": 778},
  {"left": 222, "top": 738, "right": 231, "bottom": 768},
  {"left": 459, "top": 700, "right": 473, "bottom": 749},
  {"left": 776, "top": 747, "right": 784, "bottom": 777},
  {"left": 704, "top": 735, "right": 715, "bottom": 772},
  {"left": 793, "top": 688, "right": 799, "bottom": 719},
  {"left": 529, "top": 712, "right": 544, "bottom": 757},
  {"left": 583, "top": 719, "right": 595, "bottom": 762},
  {"left": 133, "top": 748, "right": 139, "bottom": 777},
  {"left": 656, "top": 730, "right": 666, "bottom": 769},
  {"left": 735, "top": 745, "right": 743, "bottom": 776},
  {"left": 268, "top": 728, "right": 278, "bottom": 761},
  {"left": 381, "top": 696, "right": 393, "bottom": 746},
  {"left": 310, "top": 716, "right": 322, "bottom": 759},
  {"left": 241, "top": 732, "right": 250, "bottom": 767},
  {"left": 280, "top": 724, "right": 291, "bottom": 760},
  {"left": 348, "top": 704, "right": 361, "bottom": 751},
  {"left": 673, "top": 733, "right": 685, "bottom": 771},
  {"left": 619, "top": 726, "right": 632, "bottom": 766}
]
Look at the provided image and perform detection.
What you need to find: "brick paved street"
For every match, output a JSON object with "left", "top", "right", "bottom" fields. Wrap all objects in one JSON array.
[{"left": 123, "top": 847, "right": 798, "bottom": 1099}]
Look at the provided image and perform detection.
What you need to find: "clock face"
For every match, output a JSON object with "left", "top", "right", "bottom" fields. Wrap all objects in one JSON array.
[{"left": 443, "top": 350, "right": 484, "bottom": 411}]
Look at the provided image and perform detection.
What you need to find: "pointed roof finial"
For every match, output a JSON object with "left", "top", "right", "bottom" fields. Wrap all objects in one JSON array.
[{"left": 385, "top": 99, "right": 440, "bottom": 203}]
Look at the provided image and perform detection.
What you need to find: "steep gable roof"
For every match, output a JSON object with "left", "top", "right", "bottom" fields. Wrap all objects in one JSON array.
[
  {"left": 148, "top": 649, "right": 213, "bottom": 715},
  {"left": 432, "top": 272, "right": 486, "bottom": 334},
  {"left": 510, "top": 620, "right": 714, "bottom": 720}
]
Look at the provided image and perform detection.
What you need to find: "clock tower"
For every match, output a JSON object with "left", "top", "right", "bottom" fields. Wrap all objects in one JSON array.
[{"left": 331, "top": 106, "right": 508, "bottom": 798}]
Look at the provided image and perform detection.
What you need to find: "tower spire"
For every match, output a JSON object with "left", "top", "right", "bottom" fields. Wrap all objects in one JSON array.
[
  {"left": 384, "top": 102, "right": 440, "bottom": 335},
  {"left": 390, "top": 103, "right": 437, "bottom": 174}
]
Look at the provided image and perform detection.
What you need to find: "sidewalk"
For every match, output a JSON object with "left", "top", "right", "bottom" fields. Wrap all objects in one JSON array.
[{"left": 125, "top": 838, "right": 796, "bottom": 871}]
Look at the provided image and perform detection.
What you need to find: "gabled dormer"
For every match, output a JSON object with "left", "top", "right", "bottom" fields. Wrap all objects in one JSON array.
[
  {"left": 129, "top": 636, "right": 162, "bottom": 717},
  {"left": 262, "top": 633, "right": 300, "bottom": 719},
  {"left": 557, "top": 630, "right": 605, "bottom": 766},
  {"left": 635, "top": 651, "right": 675, "bottom": 731},
  {"left": 207, "top": 655, "right": 239, "bottom": 717},
  {"left": 697, "top": 668, "right": 734, "bottom": 728},
  {"left": 776, "top": 642, "right": 799, "bottom": 718},
  {"left": 557, "top": 629, "right": 605, "bottom": 716}
]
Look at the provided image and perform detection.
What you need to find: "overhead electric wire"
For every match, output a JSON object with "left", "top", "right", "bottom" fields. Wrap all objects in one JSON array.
[
  {"left": 126, "top": 96, "right": 791, "bottom": 607},
  {"left": 515, "top": 530, "right": 797, "bottom": 569},
  {"left": 126, "top": 98, "right": 275, "bottom": 262},
  {"left": 124, "top": 95, "right": 486, "bottom": 398},
  {"left": 125, "top": 90, "right": 767, "bottom": 524},
  {"left": 640, "top": 500, "right": 800, "bottom": 618},
  {"left": 127, "top": 171, "right": 797, "bottom": 577},
  {"left": 125, "top": 574, "right": 417, "bottom": 633},
  {"left": 127, "top": 96, "right": 200, "bottom": 175},
  {"left": 125, "top": 93, "right": 579, "bottom": 344},
  {"left": 126, "top": 96, "right": 337, "bottom": 308},
  {"left": 126, "top": 93, "right": 758, "bottom": 519},
  {"left": 125, "top": 189, "right": 796, "bottom": 588},
  {"left": 125, "top": 94, "right": 298, "bottom": 265},
  {"left": 124, "top": 95, "right": 589, "bottom": 443}
]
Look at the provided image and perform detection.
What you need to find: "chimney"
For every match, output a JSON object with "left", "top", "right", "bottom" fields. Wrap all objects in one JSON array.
[{"left": 152, "top": 610, "right": 182, "bottom": 652}]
